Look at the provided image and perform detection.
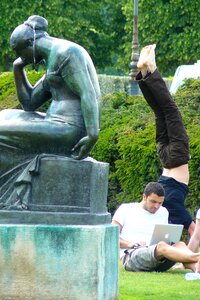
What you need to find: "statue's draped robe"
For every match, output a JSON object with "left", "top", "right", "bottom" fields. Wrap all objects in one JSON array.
[{"left": 0, "top": 109, "right": 85, "bottom": 210}]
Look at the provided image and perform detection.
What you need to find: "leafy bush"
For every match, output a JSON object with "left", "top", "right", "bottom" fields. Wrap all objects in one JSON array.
[
  {"left": 92, "top": 78, "right": 200, "bottom": 217},
  {"left": 0, "top": 70, "right": 45, "bottom": 110},
  {"left": 92, "top": 93, "right": 158, "bottom": 212},
  {"left": 174, "top": 78, "right": 200, "bottom": 125}
]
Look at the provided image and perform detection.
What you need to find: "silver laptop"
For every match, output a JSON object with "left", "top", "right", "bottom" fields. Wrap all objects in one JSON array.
[{"left": 149, "top": 224, "right": 184, "bottom": 246}]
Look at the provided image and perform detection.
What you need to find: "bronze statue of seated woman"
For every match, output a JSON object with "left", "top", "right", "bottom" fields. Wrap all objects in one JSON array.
[{"left": 0, "top": 15, "right": 101, "bottom": 210}]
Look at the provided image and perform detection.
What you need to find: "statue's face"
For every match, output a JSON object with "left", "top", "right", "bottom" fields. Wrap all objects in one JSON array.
[
  {"left": 12, "top": 39, "right": 44, "bottom": 66},
  {"left": 10, "top": 24, "right": 37, "bottom": 64},
  {"left": 14, "top": 43, "right": 35, "bottom": 65}
]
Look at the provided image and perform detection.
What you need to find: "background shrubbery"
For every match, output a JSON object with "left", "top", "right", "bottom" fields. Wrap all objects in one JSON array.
[
  {"left": 91, "top": 78, "right": 200, "bottom": 218},
  {"left": 0, "top": 71, "right": 45, "bottom": 109},
  {"left": 0, "top": 72, "right": 200, "bottom": 219}
]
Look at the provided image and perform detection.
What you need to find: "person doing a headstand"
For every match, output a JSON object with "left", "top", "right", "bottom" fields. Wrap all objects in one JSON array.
[{"left": 136, "top": 44, "right": 195, "bottom": 236}]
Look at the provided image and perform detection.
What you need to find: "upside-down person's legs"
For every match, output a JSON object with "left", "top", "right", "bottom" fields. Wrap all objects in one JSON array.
[
  {"left": 137, "top": 83, "right": 168, "bottom": 145},
  {"left": 136, "top": 46, "right": 168, "bottom": 147},
  {"left": 155, "top": 241, "right": 200, "bottom": 272},
  {"left": 137, "top": 44, "right": 190, "bottom": 170},
  {"left": 137, "top": 44, "right": 193, "bottom": 238},
  {"left": 145, "top": 70, "right": 189, "bottom": 146}
]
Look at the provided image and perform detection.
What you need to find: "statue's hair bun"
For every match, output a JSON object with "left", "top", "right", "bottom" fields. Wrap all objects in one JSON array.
[{"left": 24, "top": 15, "right": 48, "bottom": 31}]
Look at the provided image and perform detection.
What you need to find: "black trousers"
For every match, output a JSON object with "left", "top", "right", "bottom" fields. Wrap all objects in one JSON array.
[{"left": 137, "top": 70, "right": 190, "bottom": 168}]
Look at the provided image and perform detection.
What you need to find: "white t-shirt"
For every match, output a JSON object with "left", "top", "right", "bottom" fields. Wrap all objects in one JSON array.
[
  {"left": 112, "top": 202, "right": 169, "bottom": 258},
  {"left": 196, "top": 208, "right": 200, "bottom": 219}
]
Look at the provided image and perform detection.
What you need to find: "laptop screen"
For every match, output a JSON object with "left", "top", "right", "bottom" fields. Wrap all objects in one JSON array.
[{"left": 149, "top": 224, "right": 184, "bottom": 246}]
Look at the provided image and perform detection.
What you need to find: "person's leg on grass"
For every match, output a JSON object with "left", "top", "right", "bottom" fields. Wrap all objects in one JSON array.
[
  {"left": 188, "top": 213, "right": 200, "bottom": 252},
  {"left": 155, "top": 241, "right": 200, "bottom": 272}
]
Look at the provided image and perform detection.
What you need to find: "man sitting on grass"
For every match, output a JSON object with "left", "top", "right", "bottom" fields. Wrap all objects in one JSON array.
[{"left": 112, "top": 182, "right": 200, "bottom": 273}]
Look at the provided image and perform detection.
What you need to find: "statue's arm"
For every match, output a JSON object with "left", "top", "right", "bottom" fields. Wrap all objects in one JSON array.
[
  {"left": 62, "top": 59, "right": 100, "bottom": 159},
  {"left": 13, "top": 58, "right": 51, "bottom": 111}
]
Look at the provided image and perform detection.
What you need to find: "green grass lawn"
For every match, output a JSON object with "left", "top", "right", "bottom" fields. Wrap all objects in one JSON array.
[{"left": 119, "top": 263, "right": 199, "bottom": 300}]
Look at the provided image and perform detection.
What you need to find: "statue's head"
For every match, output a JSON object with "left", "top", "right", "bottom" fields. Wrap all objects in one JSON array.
[{"left": 10, "top": 15, "right": 48, "bottom": 63}]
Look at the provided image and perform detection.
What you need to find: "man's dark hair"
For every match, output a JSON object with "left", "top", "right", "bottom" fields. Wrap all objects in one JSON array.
[{"left": 143, "top": 182, "right": 165, "bottom": 197}]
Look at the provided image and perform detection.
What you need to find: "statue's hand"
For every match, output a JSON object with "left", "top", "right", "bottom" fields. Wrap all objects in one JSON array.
[
  {"left": 13, "top": 57, "right": 28, "bottom": 69},
  {"left": 71, "top": 135, "right": 98, "bottom": 160}
]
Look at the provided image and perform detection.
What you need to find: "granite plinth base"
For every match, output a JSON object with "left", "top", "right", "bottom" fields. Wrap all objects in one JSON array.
[
  {"left": 0, "top": 224, "right": 119, "bottom": 300},
  {"left": 0, "top": 210, "right": 111, "bottom": 225}
]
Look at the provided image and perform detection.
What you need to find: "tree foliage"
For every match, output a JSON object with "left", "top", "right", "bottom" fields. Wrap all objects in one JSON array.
[
  {"left": 0, "top": 1, "right": 199, "bottom": 76},
  {"left": 121, "top": 0, "right": 200, "bottom": 76},
  {"left": 0, "top": 0, "right": 126, "bottom": 72}
]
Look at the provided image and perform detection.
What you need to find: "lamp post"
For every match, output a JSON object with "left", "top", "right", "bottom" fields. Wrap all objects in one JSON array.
[{"left": 128, "top": 0, "right": 139, "bottom": 95}]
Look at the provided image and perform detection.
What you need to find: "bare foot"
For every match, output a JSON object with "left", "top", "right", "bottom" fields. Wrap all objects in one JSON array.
[
  {"left": 195, "top": 259, "right": 200, "bottom": 273},
  {"left": 137, "top": 44, "right": 157, "bottom": 76}
]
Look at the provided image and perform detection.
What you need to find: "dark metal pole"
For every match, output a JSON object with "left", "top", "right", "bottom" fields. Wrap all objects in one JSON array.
[{"left": 128, "top": 0, "right": 139, "bottom": 95}]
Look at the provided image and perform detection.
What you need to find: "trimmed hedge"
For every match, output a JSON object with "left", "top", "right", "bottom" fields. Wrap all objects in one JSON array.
[
  {"left": 0, "top": 71, "right": 172, "bottom": 107},
  {"left": 0, "top": 71, "right": 131, "bottom": 109}
]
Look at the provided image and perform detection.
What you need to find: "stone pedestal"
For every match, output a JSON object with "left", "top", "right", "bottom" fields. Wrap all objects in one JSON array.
[
  {"left": 0, "top": 157, "right": 119, "bottom": 299},
  {"left": 0, "top": 157, "right": 111, "bottom": 225},
  {"left": 0, "top": 224, "right": 119, "bottom": 300}
]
